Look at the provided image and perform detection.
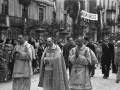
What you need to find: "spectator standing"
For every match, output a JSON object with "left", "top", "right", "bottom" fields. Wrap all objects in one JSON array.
[
  {"left": 5, "top": 39, "right": 13, "bottom": 80},
  {"left": 84, "top": 37, "right": 97, "bottom": 77},
  {"left": 63, "top": 37, "right": 76, "bottom": 75},
  {"left": 37, "top": 39, "right": 44, "bottom": 68},
  {"left": 0, "top": 44, "right": 7, "bottom": 82},
  {"left": 28, "top": 38, "right": 36, "bottom": 73},
  {"left": 57, "top": 39, "right": 64, "bottom": 50},
  {"left": 96, "top": 44, "right": 102, "bottom": 67},
  {"left": 101, "top": 36, "right": 114, "bottom": 79}
]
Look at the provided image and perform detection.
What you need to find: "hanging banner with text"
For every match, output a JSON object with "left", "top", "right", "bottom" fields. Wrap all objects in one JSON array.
[{"left": 81, "top": 10, "right": 98, "bottom": 21}]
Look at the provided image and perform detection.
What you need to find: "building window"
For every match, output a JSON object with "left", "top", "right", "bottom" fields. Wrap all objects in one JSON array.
[
  {"left": 39, "top": 8, "right": 44, "bottom": 22},
  {"left": 22, "top": 6, "right": 28, "bottom": 18},
  {"left": 2, "top": 0, "right": 8, "bottom": 15}
]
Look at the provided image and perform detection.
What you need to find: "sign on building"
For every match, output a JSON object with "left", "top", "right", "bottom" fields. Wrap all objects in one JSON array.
[{"left": 81, "top": 10, "right": 98, "bottom": 21}]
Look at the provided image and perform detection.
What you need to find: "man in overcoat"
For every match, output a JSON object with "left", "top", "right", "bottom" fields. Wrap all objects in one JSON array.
[
  {"left": 101, "top": 36, "right": 114, "bottom": 79},
  {"left": 84, "top": 37, "right": 97, "bottom": 77},
  {"left": 63, "top": 37, "right": 76, "bottom": 75}
]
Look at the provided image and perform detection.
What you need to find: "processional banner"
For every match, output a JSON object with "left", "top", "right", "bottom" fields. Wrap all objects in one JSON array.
[{"left": 81, "top": 10, "right": 98, "bottom": 21}]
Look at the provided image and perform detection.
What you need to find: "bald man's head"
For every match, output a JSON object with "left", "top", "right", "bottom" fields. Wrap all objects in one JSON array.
[
  {"left": 47, "top": 37, "right": 54, "bottom": 47},
  {"left": 47, "top": 37, "right": 53, "bottom": 41}
]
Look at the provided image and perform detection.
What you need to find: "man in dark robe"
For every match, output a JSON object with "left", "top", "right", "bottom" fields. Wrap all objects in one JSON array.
[
  {"left": 37, "top": 40, "right": 44, "bottom": 68},
  {"left": 101, "top": 36, "right": 114, "bottom": 79},
  {"left": 84, "top": 37, "right": 97, "bottom": 77},
  {"left": 63, "top": 37, "right": 76, "bottom": 75}
]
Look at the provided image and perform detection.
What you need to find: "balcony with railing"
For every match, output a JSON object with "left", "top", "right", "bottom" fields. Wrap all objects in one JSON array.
[
  {"left": 106, "top": 6, "right": 116, "bottom": 13},
  {"left": 106, "top": 1, "right": 116, "bottom": 13},
  {"left": 0, "top": 13, "right": 41, "bottom": 30},
  {"left": 0, "top": 14, "right": 6, "bottom": 24},
  {"left": 0, "top": 14, "right": 9, "bottom": 30}
]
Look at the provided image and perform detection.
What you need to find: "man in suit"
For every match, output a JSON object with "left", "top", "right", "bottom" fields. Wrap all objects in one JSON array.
[
  {"left": 84, "top": 37, "right": 96, "bottom": 77},
  {"left": 63, "top": 37, "right": 76, "bottom": 75},
  {"left": 101, "top": 36, "right": 114, "bottom": 79}
]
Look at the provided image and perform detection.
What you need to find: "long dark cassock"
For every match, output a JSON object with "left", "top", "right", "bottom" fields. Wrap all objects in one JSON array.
[
  {"left": 86, "top": 43, "right": 96, "bottom": 76},
  {"left": 101, "top": 42, "right": 114, "bottom": 78}
]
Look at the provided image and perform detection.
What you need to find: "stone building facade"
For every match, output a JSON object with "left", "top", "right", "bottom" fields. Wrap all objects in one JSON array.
[
  {"left": 0, "top": 0, "right": 54, "bottom": 40},
  {"left": 96, "top": 0, "right": 120, "bottom": 39}
]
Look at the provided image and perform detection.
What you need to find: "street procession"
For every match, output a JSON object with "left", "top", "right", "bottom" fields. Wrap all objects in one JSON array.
[{"left": 0, "top": 0, "right": 120, "bottom": 90}]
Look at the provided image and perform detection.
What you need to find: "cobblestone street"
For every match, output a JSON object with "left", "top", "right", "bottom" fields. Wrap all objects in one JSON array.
[{"left": 0, "top": 67, "right": 120, "bottom": 90}]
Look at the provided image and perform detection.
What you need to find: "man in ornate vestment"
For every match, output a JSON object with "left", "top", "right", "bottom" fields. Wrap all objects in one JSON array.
[
  {"left": 114, "top": 41, "right": 120, "bottom": 83},
  {"left": 69, "top": 36, "right": 92, "bottom": 90},
  {"left": 12, "top": 35, "right": 32, "bottom": 90},
  {"left": 38, "top": 37, "right": 69, "bottom": 90}
]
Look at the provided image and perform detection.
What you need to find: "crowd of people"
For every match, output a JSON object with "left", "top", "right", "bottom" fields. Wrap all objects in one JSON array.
[{"left": 0, "top": 34, "right": 120, "bottom": 90}]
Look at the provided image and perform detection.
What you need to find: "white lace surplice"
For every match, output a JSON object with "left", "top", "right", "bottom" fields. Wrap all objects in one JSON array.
[{"left": 69, "top": 45, "right": 92, "bottom": 90}]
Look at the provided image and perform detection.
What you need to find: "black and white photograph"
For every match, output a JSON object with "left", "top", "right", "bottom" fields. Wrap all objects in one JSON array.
[{"left": 0, "top": 0, "right": 120, "bottom": 90}]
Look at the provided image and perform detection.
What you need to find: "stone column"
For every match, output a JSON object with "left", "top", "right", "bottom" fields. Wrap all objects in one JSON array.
[
  {"left": 97, "top": 0, "right": 100, "bottom": 6},
  {"left": 116, "top": 0, "right": 119, "bottom": 32},
  {"left": 56, "top": 0, "right": 65, "bottom": 21},
  {"left": 0, "top": 0, "right": 3, "bottom": 14}
]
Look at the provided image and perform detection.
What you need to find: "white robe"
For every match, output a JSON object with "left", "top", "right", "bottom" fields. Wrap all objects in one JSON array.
[{"left": 69, "top": 45, "right": 92, "bottom": 90}]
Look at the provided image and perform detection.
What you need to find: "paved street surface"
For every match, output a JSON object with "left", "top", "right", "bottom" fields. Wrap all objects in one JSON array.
[{"left": 0, "top": 67, "right": 120, "bottom": 90}]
